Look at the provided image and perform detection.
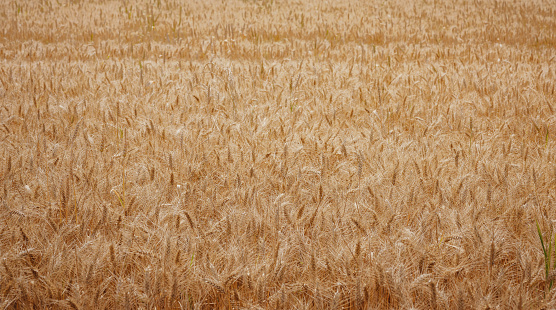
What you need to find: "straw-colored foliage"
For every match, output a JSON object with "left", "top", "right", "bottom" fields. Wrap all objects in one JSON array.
[{"left": 1, "top": 0, "right": 556, "bottom": 308}]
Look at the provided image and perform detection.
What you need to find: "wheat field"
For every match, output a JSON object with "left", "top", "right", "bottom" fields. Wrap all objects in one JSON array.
[{"left": 1, "top": 0, "right": 556, "bottom": 308}]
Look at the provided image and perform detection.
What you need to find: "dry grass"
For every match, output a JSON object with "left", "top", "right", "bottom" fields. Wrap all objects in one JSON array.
[{"left": 1, "top": 0, "right": 556, "bottom": 308}]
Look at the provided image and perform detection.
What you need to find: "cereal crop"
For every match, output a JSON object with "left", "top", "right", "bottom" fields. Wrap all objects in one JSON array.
[{"left": 1, "top": 0, "right": 556, "bottom": 308}]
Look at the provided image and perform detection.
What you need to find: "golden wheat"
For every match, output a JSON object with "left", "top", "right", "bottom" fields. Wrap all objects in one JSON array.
[{"left": 1, "top": 0, "right": 556, "bottom": 308}]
